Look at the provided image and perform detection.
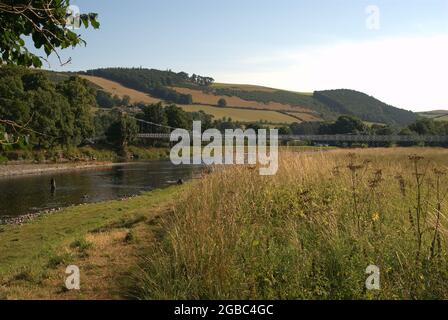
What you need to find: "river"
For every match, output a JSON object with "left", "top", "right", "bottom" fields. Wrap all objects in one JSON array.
[{"left": 0, "top": 160, "right": 202, "bottom": 219}]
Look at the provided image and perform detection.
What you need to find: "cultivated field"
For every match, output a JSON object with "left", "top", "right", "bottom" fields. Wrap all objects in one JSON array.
[
  {"left": 134, "top": 148, "right": 448, "bottom": 299},
  {"left": 80, "top": 75, "right": 161, "bottom": 104},
  {"left": 80, "top": 74, "right": 316, "bottom": 123},
  {"left": 179, "top": 104, "right": 298, "bottom": 123},
  {"left": 212, "top": 83, "right": 314, "bottom": 96},
  {"left": 211, "top": 83, "right": 278, "bottom": 93},
  {"left": 172, "top": 86, "right": 313, "bottom": 112}
]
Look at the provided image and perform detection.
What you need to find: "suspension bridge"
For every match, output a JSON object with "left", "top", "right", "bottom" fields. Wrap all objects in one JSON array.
[{"left": 134, "top": 118, "right": 448, "bottom": 144}]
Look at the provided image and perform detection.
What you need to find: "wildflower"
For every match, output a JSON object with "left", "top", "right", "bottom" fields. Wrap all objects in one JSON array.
[{"left": 372, "top": 212, "right": 380, "bottom": 222}]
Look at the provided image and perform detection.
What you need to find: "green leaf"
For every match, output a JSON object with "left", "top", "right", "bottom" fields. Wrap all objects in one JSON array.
[{"left": 32, "top": 56, "right": 43, "bottom": 68}]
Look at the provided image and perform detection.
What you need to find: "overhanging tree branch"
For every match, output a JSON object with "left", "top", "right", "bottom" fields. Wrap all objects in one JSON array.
[{"left": 0, "top": 0, "right": 99, "bottom": 68}]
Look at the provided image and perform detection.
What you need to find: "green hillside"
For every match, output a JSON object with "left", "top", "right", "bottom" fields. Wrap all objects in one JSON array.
[
  {"left": 212, "top": 87, "right": 335, "bottom": 119},
  {"left": 314, "top": 89, "right": 417, "bottom": 125}
]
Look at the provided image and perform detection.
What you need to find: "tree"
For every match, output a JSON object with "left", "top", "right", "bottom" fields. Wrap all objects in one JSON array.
[
  {"left": 217, "top": 98, "right": 227, "bottom": 108},
  {"left": 330, "top": 116, "right": 367, "bottom": 134},
  {"left": 93, "top": 109, "right": 119, "bottom": 139},
  {"left": 0, "top": 1, "right": 99, "bottom": 145},
  {"left": 278, "top": 126, "right": 292, "bottom": 135},
  {"left": 27, "top": 85, "right": 68, "bottom": 148},
  {"left": 191, "top": 111, "right": 214, "bottom": 131},
  {"left": 96, "top": 90, "right": 115, "bottom": 108},
  {"left": 0, "top": 71, "right": 31, "bottom": 125},
  {"left": 0, "top": 67, "right": 95, "bottom": 148},
  {"left": 106, "top": 113, "right": 138, "bottom": 150},
  {"left": 408, "top": 118, "right": 438, "bottom": 135},
  {"left": 56, "top": 76, "right": 95, "bottom": 145},
  {"left": 165, "top": 104, "right": 191, "bottom": 130},
  {"left": 290, "top": 121, "right": 322, "bottom": 135},
  {"left": 0, "top": 0, "right": 100, "bottom": 68},
  {"left": 140, "top": 102, "right": 168, "bottom": 133}
]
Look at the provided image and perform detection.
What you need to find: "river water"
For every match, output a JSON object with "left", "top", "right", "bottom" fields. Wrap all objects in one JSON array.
[{"left": 0, "top": 160, "right": 202, "bottom": 219}]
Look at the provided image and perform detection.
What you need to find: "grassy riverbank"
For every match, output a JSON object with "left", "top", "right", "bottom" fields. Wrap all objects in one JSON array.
[
  {"left": 2, "top": 148, "right": 448, "bottom": 300},
  {"left": 0, "top": 184, "right": 190, "bottom": 299}
]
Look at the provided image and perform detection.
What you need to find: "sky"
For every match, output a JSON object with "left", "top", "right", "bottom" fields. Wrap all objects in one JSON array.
[{"left": 43, "top": 0, "right": 448, "bottom": 111}]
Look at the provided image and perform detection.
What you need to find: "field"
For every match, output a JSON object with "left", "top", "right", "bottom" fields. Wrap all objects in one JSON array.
[
  {"left": 172, "top": 86, "right": 313, "bottom": 112},
  {"left": 134, "top": 148, "right": 448, "bottom": 300},
  {"left": 79, "top": 74, "right": 316, "bottom": 123},
  {"left": 179, "top": 104, "right": 298, "bottom": 124},
  {"left": 79, "top": 75, "right": 161, "bottom": 104},
  {"left": 418, "top": 110, "right": 448, "bottom": 121},
  {"left": 212, "top": 83, "right": 277, "bottom": 92},
  {"left": 211, "top": 83, "right": 314, "bottom": 96}
]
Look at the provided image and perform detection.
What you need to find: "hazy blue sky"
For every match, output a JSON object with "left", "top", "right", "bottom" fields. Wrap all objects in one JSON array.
[{"left": 44, "top": 0, "right": 448, "bottom": 111}]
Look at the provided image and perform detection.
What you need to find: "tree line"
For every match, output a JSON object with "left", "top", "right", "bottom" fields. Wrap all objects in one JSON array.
[
  {"left": 285, "top": 115, "right": 448, "bottom": 146},
  {"left": 0, "top": 66, "right": 94, "bottom": 150},
  {"left": 288, "top": 115, "right": 448, "bottom": 136}
]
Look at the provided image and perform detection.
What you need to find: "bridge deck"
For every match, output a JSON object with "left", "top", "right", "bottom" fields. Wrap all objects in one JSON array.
[{"left": 137, "top": 133, "right": 448, "bottom": 143}]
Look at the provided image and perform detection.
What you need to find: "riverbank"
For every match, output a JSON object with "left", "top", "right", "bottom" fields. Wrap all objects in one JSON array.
[
  {"left": 0, "top": 161, "right": 117, "bottom": 178},
  {"left": 0, "top": 147, "right": 170, "bottom": 178},
  {"left": 0, "top": 183, "right": 192, "bottom": 299}
]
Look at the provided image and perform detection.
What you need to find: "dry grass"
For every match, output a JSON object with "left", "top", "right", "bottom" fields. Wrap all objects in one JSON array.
[
  {"left": 134, "top": 148, "right": 448, "bottom": 300},
  {"left": 80, "top": 75, "right": 161, "bottom": 104},
  {"left": 178, "top": 104, "right": 298, "bottom": 123},
  {"left": 172, "top": 86, "right": 311, "bottom": 112}
]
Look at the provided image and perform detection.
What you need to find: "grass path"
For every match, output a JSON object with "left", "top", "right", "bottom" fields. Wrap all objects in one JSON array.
[{"left": 0, "top": 184, "right": 189, "bottom": 300}]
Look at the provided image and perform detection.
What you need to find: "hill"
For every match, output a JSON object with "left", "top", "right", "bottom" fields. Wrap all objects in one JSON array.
[
  {"left": 79, "top": 74, "right": 297, "bottom": 124},
  {"left": 418, "top": 110, "right": 448, "bottom": 121},
  {"left": 79, "top": 68, "right": 418, "bottom": 125},
  {"left": 314, "top": 89, "right": 417, "bottom": 126}
]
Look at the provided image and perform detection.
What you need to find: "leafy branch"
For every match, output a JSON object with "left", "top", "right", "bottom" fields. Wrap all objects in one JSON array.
[{"left": 0, "top": 0, "right": 100, "bottom": 68}]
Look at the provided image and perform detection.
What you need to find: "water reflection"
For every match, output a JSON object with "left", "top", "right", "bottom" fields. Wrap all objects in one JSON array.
[{"left": 0, "top": 160, "right": 201, "bottom": 218}]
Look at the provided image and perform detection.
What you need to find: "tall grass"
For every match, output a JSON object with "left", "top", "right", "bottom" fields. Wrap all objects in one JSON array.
[{"left": 133, "top": 148, "right": 448, "bottom": 299}]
